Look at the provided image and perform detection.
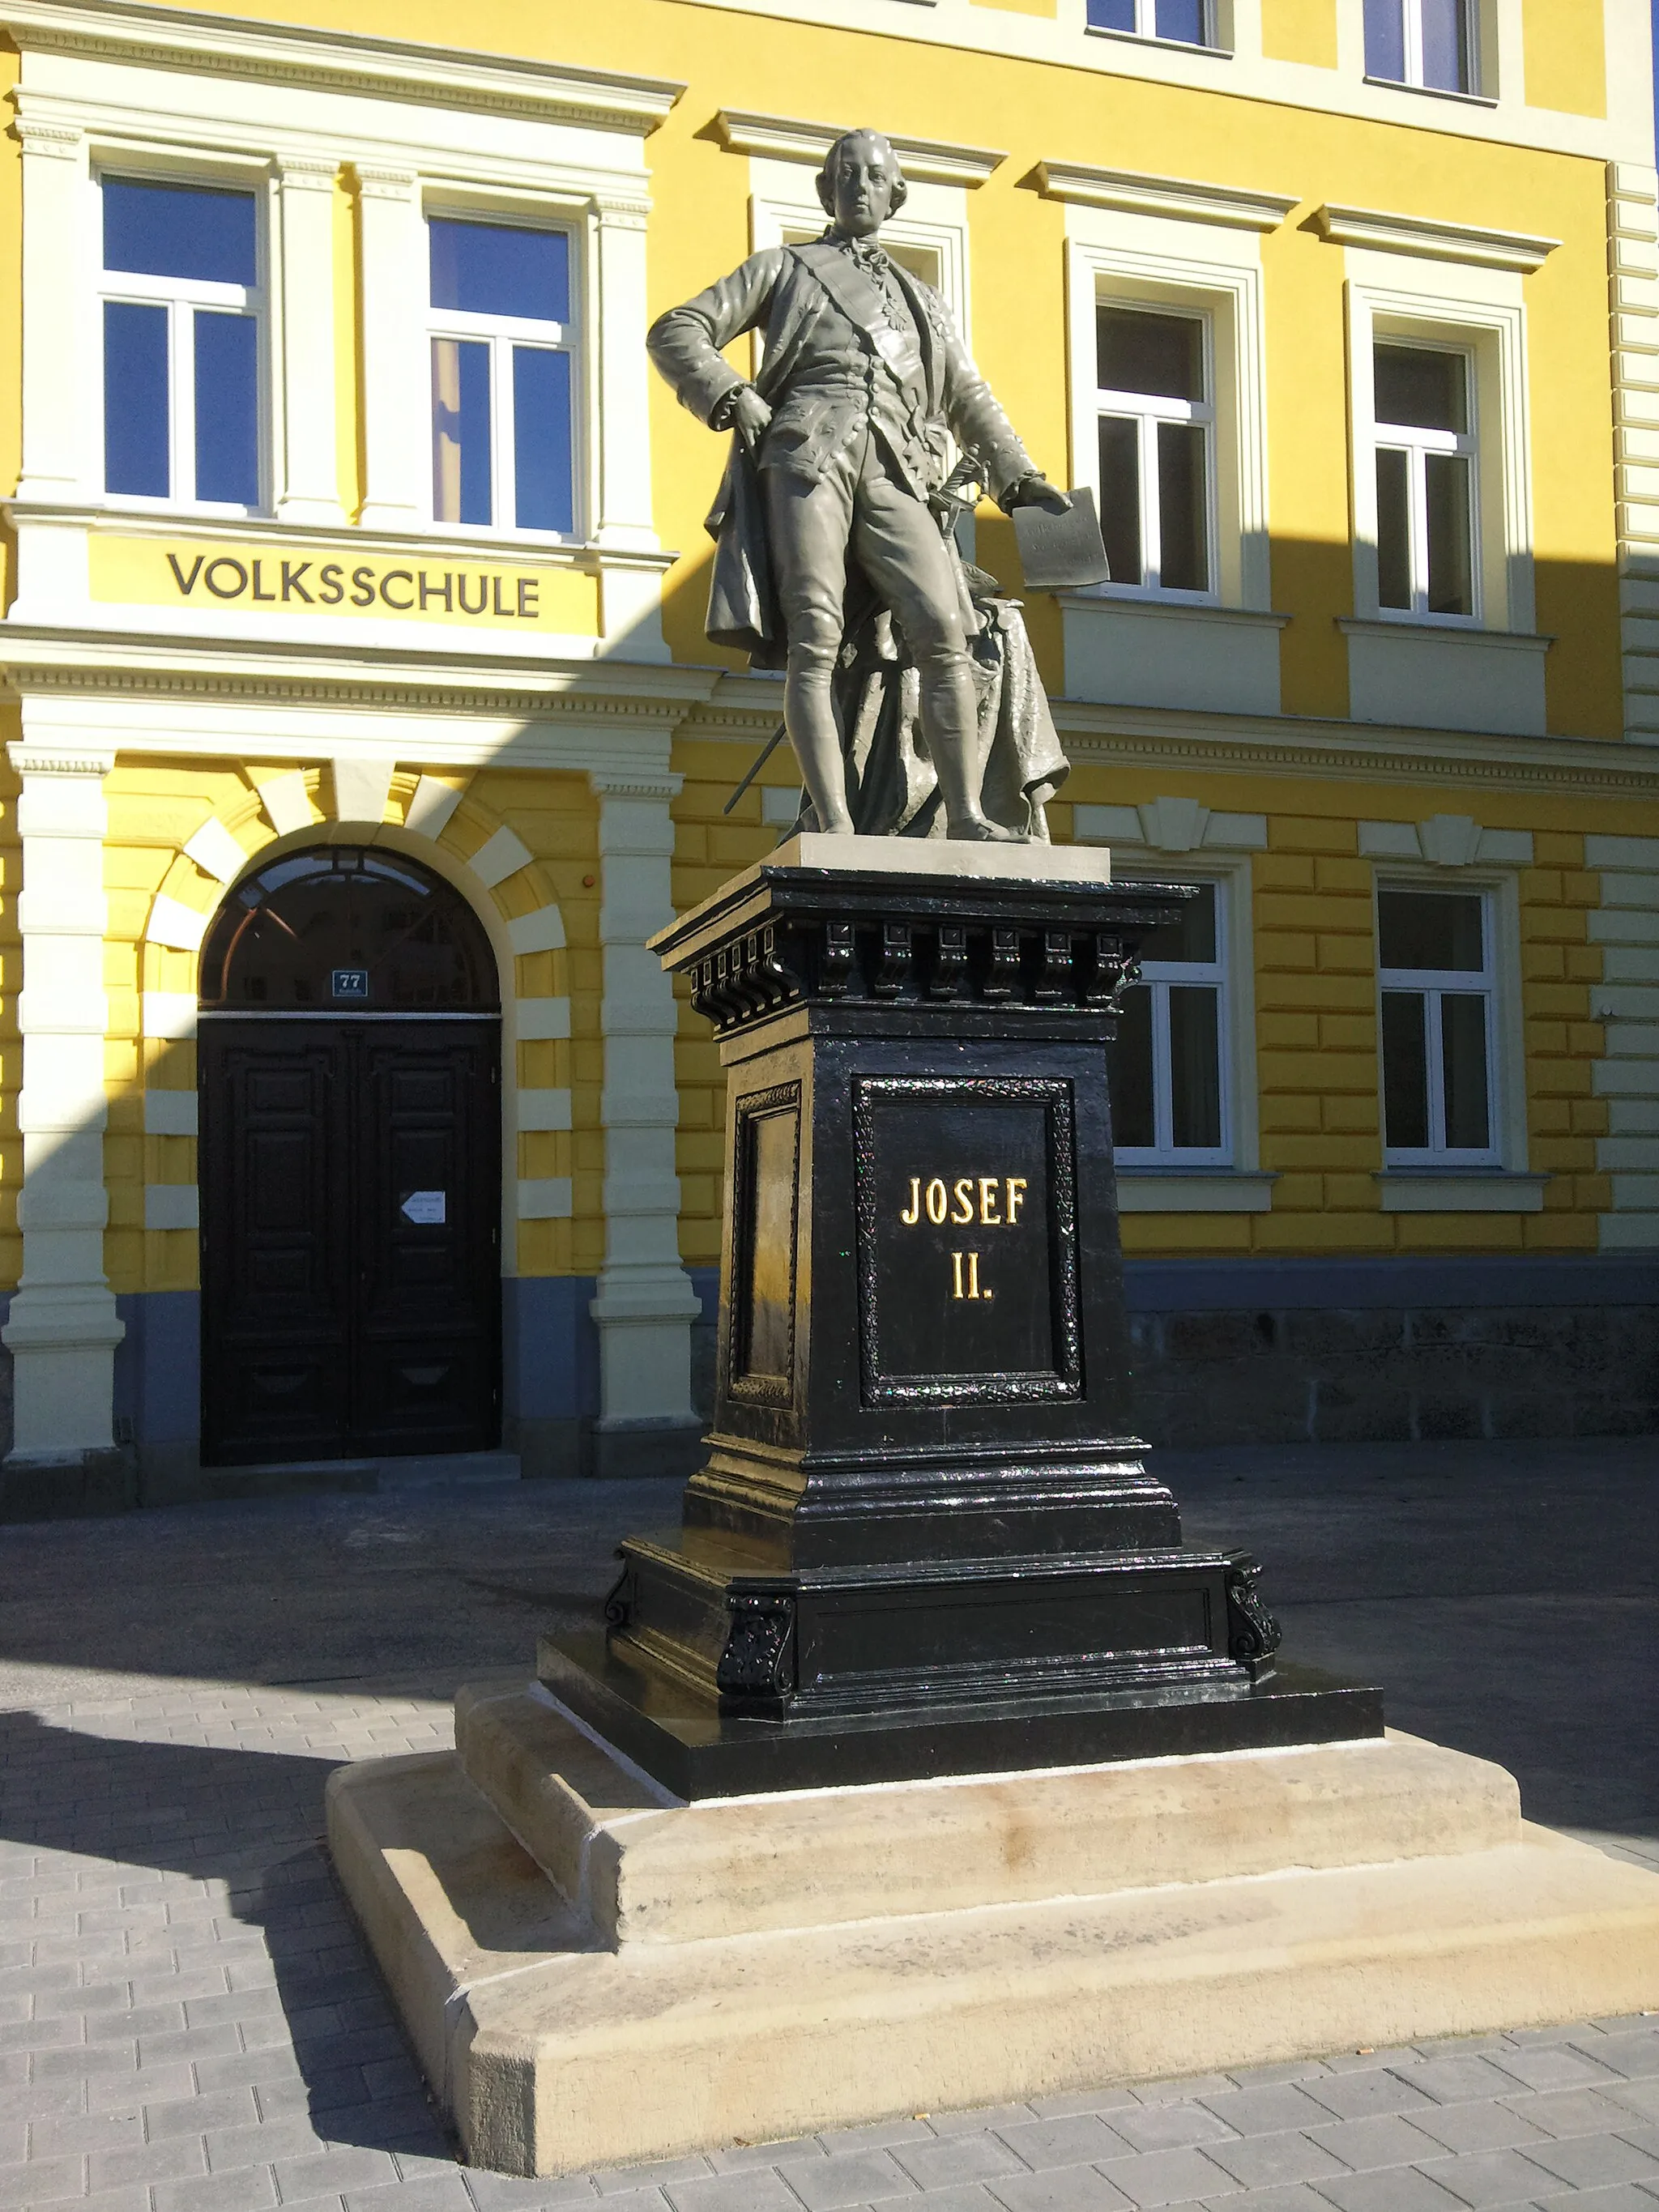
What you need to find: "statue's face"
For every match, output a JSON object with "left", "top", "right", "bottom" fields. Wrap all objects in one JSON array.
[{"left": 828, "top": 134, "right": 900, "bottom": 237}]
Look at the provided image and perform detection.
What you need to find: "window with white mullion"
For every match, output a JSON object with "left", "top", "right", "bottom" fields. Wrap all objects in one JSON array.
[
  {"left": 1107, "top": 880, "right": 1230, "bottom": 1166},
  {"left": 99, "top": 173, "right": 265, "bottom": 512},
  {"left": 1096, "top": 303, "right": 1216, "bottom": 600},
  {"left": 1373, "top": 339, "right": 1477, "bottom": 622},
  {"left": 427, "top": 213, "right": 577, "bottom": 539},
  {"left": 1086, "top": 0, "right": 1219, "bottom": 49},
  {"left": 1378, "top": 885, "right": 1499, "bottom": 1166},
  {"left": 1364, "top": 0, "right": 1476, "bottom": 95}
]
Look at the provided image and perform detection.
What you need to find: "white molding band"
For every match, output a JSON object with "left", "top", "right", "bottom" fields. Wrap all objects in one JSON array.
[
  {"left": 1038, "top": 160, "right": 1299, "bottom": 232},
  {"left": 1314, "top": 202, "right": 1559, "bottom": 273},
  {"left": 1, "top": 743, "right": 125, "bottom": 1463},
  {"left": 1, "top": 0, "right": 684, "bottom": 132},
  {"left": 1376, "top": 1173, "right": 1548, "bottom": 1213},
  {"left": 1075, "top": 799, "right": 1267, "bottom": 854},
  {"left": 1115, "top": 1172, "right": 1276, "bottom": 1213},
  {"left": 713, "top": 108, "right": 1004, "bottom": 186},
  {"left": 1358, "top": 816, "right": 1534, "bottom": 867}
]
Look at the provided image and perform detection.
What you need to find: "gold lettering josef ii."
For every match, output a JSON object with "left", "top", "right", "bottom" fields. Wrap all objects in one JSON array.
[{"left": 900, "top": 1175, "right": 1027, "bottom": 1227}]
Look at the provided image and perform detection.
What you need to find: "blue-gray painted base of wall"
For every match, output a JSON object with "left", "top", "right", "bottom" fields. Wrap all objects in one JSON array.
[{"left": 0, "top": 1254, "right": 1641, "bottom": 1492}]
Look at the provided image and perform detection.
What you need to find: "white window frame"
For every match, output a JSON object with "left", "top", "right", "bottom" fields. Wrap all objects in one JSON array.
[
  {"left": 1067, "top": 237, "right": 1270, "bottom": 617},
  {"left": 94, "top": 160, "right": 270, "bottom": 518},
  {"left": 1363, "top": 0, "right": 1480, "bottom": 96},
  {"left": 424, "top": 206, "right": 582, "bottom": 543},
  {"left": 1110, "top": 872, "right": 1233, "bottom": 1169},
  {"left": 1345, "top": 265, "right": 1533, "bottom": 638},
  {"left": 1376, "top": 880, "right": 1503, "bottom": 1168},
  {"left": 1085, "top": 0, "right": 1225, "bottom": 53},
  {"left": 1371, "top": 334, "right": 1480, "bottom": 627},
  {"left": 1096, "top": 300, "right": 1218, "bottom": 603}
]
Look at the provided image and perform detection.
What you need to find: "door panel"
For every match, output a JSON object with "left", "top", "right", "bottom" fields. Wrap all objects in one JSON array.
[{"left": 199, "top": 1019, "right": 501, "bottom": 1465}]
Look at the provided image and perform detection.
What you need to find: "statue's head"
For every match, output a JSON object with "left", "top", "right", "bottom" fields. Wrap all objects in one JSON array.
[{"left": 817, "top": 129, "right": 907, "bottom": 237}]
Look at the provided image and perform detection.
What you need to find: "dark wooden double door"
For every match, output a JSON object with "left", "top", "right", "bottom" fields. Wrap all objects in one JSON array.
[{"left": 199, "top": 1019, "right": 501, "bottom": 1465}]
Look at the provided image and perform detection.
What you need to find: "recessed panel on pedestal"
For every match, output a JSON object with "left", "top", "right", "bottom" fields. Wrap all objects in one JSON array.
[{"left": 854, "top": 1076, "right": 1079, "bottom": 1404}]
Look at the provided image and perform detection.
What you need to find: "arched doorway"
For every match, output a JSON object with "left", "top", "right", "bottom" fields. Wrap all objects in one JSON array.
[{"left": 197, "top": 844, "right": 502, "bottom": 1467}]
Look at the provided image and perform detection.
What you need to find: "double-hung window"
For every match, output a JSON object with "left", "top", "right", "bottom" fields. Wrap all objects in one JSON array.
[
  {"left": 1097, "top": 305, "right": 1215, "bottom": 599},
  {"left": 429, "top": 215, "right": 576, "bottom": 537},
  {"left": 1364, "top": 0, "right": 1476, "bottom": 94},
  {"left": 1378, "top": 887, "right": 1499, "bottom": 1164},
  {"left": 100, "top": 176, "right": 262, "bottom": 509},
  {"left": 1086, "top": 0, "right": 1220, "bottom": 48},
  {"left": 1107, "top": 880, "right": 1229, "bottom": 1164},
  {"left": 1374, "top": 340, "right": 1477, "bottom": 621}
]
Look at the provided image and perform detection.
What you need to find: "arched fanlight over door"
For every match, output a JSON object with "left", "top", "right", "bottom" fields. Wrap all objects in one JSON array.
[{"left": 199, "top": 844, "right": 500, "bottom": 1012}]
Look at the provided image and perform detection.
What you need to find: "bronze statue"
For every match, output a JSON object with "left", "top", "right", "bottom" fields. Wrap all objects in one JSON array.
[{"left": 648, "top": 127, "right": 1073, "bottom": 842}]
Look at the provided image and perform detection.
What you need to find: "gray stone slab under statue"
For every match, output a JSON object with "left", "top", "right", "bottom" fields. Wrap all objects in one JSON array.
[{"left": 325, "top": 134, "right": 1659, "bottom": 2180}]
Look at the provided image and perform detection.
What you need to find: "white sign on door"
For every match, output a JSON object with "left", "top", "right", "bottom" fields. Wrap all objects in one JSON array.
[{"left": 401, "top": 1190, "right": 447, "bottom": 1225}]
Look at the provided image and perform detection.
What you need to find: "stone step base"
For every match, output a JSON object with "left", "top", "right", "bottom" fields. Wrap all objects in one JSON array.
[
  {"left": 454, "top": 1682, "right": 1520, "bottom": 1946},
  {"left": 326, "top": 1739, "right": 1659, "bottom": 2180}
]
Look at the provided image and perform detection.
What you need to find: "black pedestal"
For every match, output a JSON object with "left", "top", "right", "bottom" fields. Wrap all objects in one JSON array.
[{"left": 543, "top": 837, "right": 1381, "bottom": 1796}]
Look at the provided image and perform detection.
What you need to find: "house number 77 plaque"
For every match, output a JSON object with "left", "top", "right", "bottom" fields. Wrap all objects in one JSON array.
[{"left": 539, "top": 836, "right": 1383, "bottom": 1799}]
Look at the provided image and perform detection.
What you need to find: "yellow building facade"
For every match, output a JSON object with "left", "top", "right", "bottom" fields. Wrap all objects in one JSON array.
[{"left": 0, "top": 0, "right": 1655, "bottom": 1505}]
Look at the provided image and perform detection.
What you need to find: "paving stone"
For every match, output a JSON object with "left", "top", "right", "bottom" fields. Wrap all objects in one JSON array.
[
  {"left": 1533, "top": 2191, "right": 1659, "bottom": 2212},
  {"left": 341, "top": 2178, "right": 477, "bottom": 2212},
  {"left": 893, "top": 2137, "right": 1030, "bottom": 2191},
  {"left": 1430, "top": 2148, "right": 1574, "bottom": 2206},
  {"left": 1308, "top": 2168, "right": 1469, "bottom": 2212},
  {"left": 778, "top": 2149, "right": 919, "bottom": 2206},
  {"left": 663, "top": 2174, "right": 806, "bottom": 2212},
  {"left": 1111, "top": 2110, "right": 1237, "bottom": 2155},
  {"left": 463, "top": 2172, "right": 601, "bottom": 2208},
  {"left": 1606, "top": 2086, "right": 1659, "bottom": 2127},
  {"left": 995, "top": 2119, "right": 1137, "bottom": 2171},
  {"left": 1303, "top": 2078, "right": 1438, "bottom": 2124},
  {"left": 154, "top": 2163, "right": 281, "bottom": 2212},
  {"left": 1303, "top": 2117, "right": 1448, "bottom": 2171},
  {"left": 1516, "top": 2096, "right": 1652, "bottom": 2143},
  {"left": 1593, "top": 2043, "right": 1659, "bottom": 2084},
  {"left": 1404, "top": 2063, "right": 1537, "bottom": 2108},
  {"left": 1515, "top": 2139, "right": 1659, "bottom": 2190},
  {"left": 1199, "top": 2086, "right": 1337, "bottom": 2137},
  {"left": 1201, "top": 2135, "right": 1347, "bottom": 2190},
  {"left": 274, "top": 2148, "right": 403, "bottom": 2197},
  {"left": 87, "top": 2131, "right": 211, "bottom": 2190},
  {"left": 1406, "top": 2106, "right": 1552, "bottom": 2156},
  {"left": 817, "top": 2124, "right": 939, "bottom": 2154},
  {"left": 988, "top": 2168, "right": 1135, "bottom": 2212},
  {"left": 0, "top": 2152, "right": 84, "bottom": 2206},
  {"left": 1025, "top": 2096, "right": 1144, "bottom": 2124},
  {"left": 1094, "top": 2150, "right": 1243, "bottom": 2207},
  {"left": 930, "top": 2113, "right": 1043, "bottom": 2140},
  {"left": 1494, "top": 2056, "right": 1623, "bottom": 2096},
  {"left": 591, "top": 2160, "right": 714, "bottom": 2195}
]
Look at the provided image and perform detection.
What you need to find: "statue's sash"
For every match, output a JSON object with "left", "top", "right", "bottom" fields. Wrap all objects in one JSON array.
[{"left": 788, "top": 240, "right": 930, "bottom": 394}]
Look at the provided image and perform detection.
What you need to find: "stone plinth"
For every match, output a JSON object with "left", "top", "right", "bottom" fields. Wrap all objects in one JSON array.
[{"left": 326, "top": 1686, "right": 1659, "bottom": 2179}]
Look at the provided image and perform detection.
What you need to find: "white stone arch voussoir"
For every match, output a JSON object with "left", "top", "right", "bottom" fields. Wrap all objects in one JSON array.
[{"left": 137, "top": 767, "right": 574, "bottom": 1254}]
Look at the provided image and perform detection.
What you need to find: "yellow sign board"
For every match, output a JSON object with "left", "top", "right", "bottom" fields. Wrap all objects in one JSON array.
[{"left": 88, "top": 534, "right": 602, "bottom": 635}]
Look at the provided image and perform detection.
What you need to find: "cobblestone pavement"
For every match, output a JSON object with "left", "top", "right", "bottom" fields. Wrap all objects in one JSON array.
[{"left": 0, "top": 1439, "right": 1654, "bottom": 2210}]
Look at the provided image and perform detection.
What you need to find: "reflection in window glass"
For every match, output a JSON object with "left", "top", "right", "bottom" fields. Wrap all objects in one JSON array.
[
  {"left": 103, "top": 179, "right": 257, "bottom": 284},
  {"left": 512, "top": 347, "right": 574, "bottom": 535},
  {"left": 1085, "top": 0, "right": 1215, "bottom": 42},
  {"left": 194, "top": 313, "right": 259, "bottom": 507},
  {"left": 1419, "top": 0, "right": 1470, "bottom": 91},
  {"left": 1378, "top": 887, "right": 1496, "bottom": 1162},
  {"left": 1365, "top": 0, "right": 1472, "bottom": 91},
  {"left": 1168, "top": 985, "right": 1222, "bottom": 1149},
  {"left": 1098, "top": 417, "right": 1142, "bottom": 588},
  {"left": 1096, "top": 305, "right": 1212, "bottom": 597},
  {"left": 429, "top": 219, "right": 569, "bottom": 323},
  {"left": 432, "top": 339, "right": 493, "bottom": 526},
  {"left": 1374, "top": 343, "right": 1476, "bottom": 623},
  {"left": 1107, "top": 882, "right": 1229, "bottom": 1164},
  {"left": 1363, "top": 0, "right": 1407, "bottom": 79},
  {"left": 104, "top": 301, "right": 170, "bottom": 497}
]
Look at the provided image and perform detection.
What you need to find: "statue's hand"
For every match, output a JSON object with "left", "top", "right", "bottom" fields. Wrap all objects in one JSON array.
[
  {"left": 1004, "top": 474, "right": 1073, "bottom": 516},
  {"left": 724, "top": 387, "right": 774, "bottom": 446}
]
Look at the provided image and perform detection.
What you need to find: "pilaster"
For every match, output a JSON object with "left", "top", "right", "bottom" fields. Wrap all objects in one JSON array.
[
  {"left": 355, "top": 164, "right": 425, "bottom": 530},
  {"left": 275, "top": 154, "right": 348, "bottom": 526},
  {"left": 14, "top": 102, "right": 90, "bottom": 505},
  {"left": 588, "top": 769, "right": 701, "bottom": 1477},
  {"left": 2, "top": 745, "right": 126, "bottom": 1481}
]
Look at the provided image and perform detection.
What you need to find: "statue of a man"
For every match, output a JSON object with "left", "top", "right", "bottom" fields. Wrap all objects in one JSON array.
[{"left": 648, "top": 128, "right": 1071, "bottom": 843}]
